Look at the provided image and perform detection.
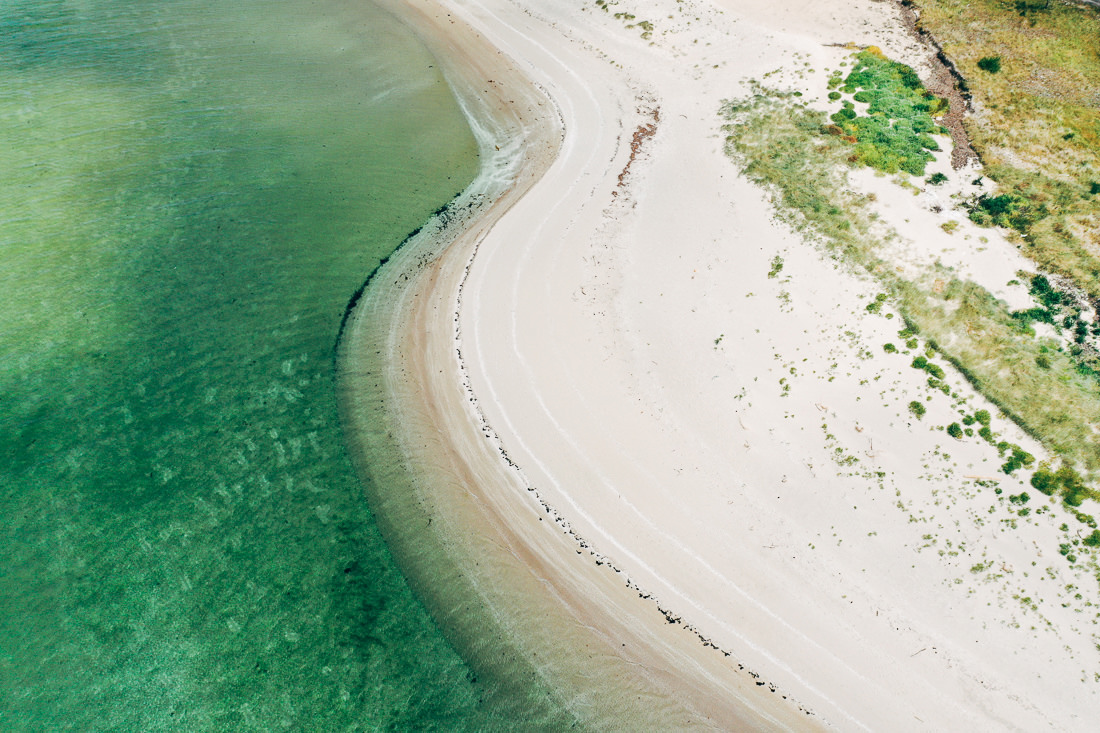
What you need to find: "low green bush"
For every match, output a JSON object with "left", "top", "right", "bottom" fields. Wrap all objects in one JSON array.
[
  {"left": 825, "top": 49, "right": 946, "bottom": 176},
  {"left": 911, "top": 355, "right": 946, "bottom": 380},
  {"left": 967, "top": 192, "right": 1048, "bottom": 232},
  {"left": 866, "top": 293, "right": 888, "bottom": 313},
  {"left": 977, "top": 55, "right": 1002, "bottom": 73},
  {"left": 1030, "top": 464, "right": 1098, "bottom": 505},
  {"left": 1002, "top": 445, "right": 1035, "bottom": 474}
]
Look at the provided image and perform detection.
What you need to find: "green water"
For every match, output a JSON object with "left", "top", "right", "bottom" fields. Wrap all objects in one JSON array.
[{"left": 0, "top": 0, "right": 530, "bottom": 728}]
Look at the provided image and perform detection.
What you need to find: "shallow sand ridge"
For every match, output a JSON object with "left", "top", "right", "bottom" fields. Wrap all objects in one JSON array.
[{"left": 344, "top": 0, "right": 1100, "bottom": 729}]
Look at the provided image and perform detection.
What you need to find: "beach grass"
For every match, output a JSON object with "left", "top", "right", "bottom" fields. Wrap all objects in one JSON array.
[{"left": 721, "top": 86, "right": 1100, "bottom": 496}]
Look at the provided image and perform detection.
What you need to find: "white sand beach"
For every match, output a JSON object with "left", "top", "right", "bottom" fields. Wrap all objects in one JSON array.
[{"left": 345, "top": 0, "right": 1100, "bottom": 729}]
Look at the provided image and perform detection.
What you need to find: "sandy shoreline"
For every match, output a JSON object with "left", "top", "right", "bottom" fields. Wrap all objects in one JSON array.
[
  {"left": 342, "top": 0, "right": 1100, "bottom": 729},
  {"left": 340, "top": 0, "right": 814, "bottom": 727}
]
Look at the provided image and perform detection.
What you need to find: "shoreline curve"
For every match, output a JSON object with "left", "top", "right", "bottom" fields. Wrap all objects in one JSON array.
[
  {"left": 336, "top": 0, "right": 819, "bottom": 728},
  {"left": 342, "top": 0, "right": 1100, "bottom": 729}
]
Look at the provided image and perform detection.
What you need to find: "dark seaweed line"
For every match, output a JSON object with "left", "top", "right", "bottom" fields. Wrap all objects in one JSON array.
[{"left": 332, "top": 192, "right": 468, "bottom": 367}]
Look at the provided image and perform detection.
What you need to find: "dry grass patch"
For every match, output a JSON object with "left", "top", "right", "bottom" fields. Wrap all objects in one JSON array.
[{"left": 906, "top": 0, "right": 1100, "bottom": 296}]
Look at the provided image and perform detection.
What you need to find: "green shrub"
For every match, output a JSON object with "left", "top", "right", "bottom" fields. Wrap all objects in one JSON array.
[
  {"left": 1011, "top": 307, "right": 1054, "bottom": 325},
  {"left": 974, "top": 409, "right": 991, "bottom": 426},
  {"left": 1002, "top": 445, "right": 1034, "bottom": 474},
  {"left": 928, "top": 172, "right": 949, "bottom": 185},
  {"left": 1007, "top": 276, "right": 1100, "bottom": 380},
  {"left": 1031, "top": 468, "right": 1057, "bottom": 495},
  {"left": 970, "top": 174, "right": 1065, "bottom": 235},
  {"left": 1014, "top": 0, "right": 1051, "bottom": 18},
  {"left": 1028, "top": 463, "right": 1095, "bottom": 505},
  {"left": 824, "top": 49, "right": 945, "bottom": 176},
  {"left": 831, "top": 107, "right": 857, "bottom": 122},
  {"left": 976, "top": 56, "right": 1002, "bottom": 73},
  {"left": 947, "top": 422, "right": 963, "bottom": 438},
  {"left": 883, "top": 342, "right": 898, "bottom": 353},
  {"left": 866, "top": 293, "right": 888, "bottom": 313},
  {"left": 911, "top": 356, "right": 945, "bottom": 380},
  {"left": 909, "top": 400, "right": 926, "bottom": 419}
]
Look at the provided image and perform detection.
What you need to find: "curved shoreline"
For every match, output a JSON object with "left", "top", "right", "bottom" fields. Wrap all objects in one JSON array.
[
  {"left": 342, "top": 0, "right": 1100, "bottom": 729},
  {"left": 337, "top": 0, "right": 818, "bottom": 728}
]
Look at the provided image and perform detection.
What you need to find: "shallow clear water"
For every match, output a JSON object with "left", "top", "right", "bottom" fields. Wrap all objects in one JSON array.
[{"left": 0, "top": 0, "right": 534, "bottom": 728}]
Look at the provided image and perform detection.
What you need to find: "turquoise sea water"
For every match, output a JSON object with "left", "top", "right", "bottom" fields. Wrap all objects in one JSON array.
[{"left": 0, "top": 0, "right": 537, "bottom": 728}]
